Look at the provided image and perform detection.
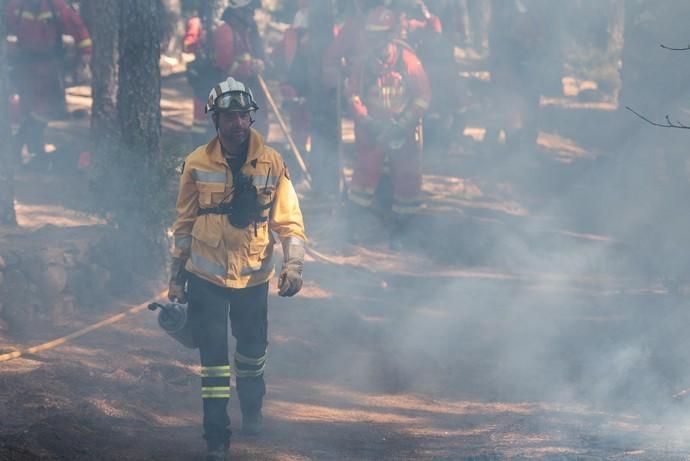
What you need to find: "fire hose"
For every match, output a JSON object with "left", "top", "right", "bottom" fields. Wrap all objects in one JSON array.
[
  {"left": 256, "top": 74, "right": 313, "bottom": 188},
  {"left": 0, "top": 289, "right": 167, "bottom": 363}
]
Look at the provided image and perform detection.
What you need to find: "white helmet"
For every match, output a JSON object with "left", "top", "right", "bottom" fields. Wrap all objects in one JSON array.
[{"left": 205, "top": 77, "right": 259, "bottom": 114}]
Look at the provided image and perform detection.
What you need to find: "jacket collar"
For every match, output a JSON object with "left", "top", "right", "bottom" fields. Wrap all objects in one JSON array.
[{"left": 205, "top": 128, "right": 265, "bottom": 167}]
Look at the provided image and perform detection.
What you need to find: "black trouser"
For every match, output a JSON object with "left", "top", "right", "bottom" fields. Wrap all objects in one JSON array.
[{"left": 188, "top": 274, "right": 269, "bottom": 448}]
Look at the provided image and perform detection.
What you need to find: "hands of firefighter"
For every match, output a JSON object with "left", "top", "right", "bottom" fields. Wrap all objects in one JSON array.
[
  {"left": 168, "top": 257, "right": 188, "bottom": 303},
  {"left": 279, "top": 238, "right": 305, "bottom": 297},
  {"left": 278, "top": 266, "right": 303, "bottom": 297},
  {"left": 168, "top": 281, "right": 187, "bottom": 303}
]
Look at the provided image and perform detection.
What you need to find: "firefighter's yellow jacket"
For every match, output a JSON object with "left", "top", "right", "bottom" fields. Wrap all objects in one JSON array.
[{"left": 171, "top": 129, "right": 306, "bottom": 289}]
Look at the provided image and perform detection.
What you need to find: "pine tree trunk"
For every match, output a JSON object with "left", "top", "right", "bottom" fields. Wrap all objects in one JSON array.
[
  {"left": 119, "top": 0, "right": 161, "bottom": 164},
  {"left": 81, "top": 0, "right": 120, "bottom": 161},
  {"left": 96, "top": 0, "right": 164, "bottom": 288},
  {"left": 0, "top": 0, "right": 17, "bottom": 226},
  {"left": 308, "top": 0, "right": 339, "bottom": 196}
]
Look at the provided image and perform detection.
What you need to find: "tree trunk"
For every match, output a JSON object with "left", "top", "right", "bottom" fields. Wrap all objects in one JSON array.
[
  {"left": 117, "top": 0, "right": 163, "bottom": 260},
  {"left": 119, "top": 0, "right": 162, "bottom": 164},
  {"left": 81, "top": 0, "right": 120, "bottom": 163},
  {"left": 308, "top": 0, "right": 339, "bottom": 197},
  {"left": 0, "top": 0, "right": 17, "bottom": 226}
]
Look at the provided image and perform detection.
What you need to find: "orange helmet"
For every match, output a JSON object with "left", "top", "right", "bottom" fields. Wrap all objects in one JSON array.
[{"left": 365, "top": 6, "right": 397, "bottom": 33}]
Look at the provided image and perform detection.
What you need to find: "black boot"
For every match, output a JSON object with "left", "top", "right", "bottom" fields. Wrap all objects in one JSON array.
[
  {"left": 205, "top": 441, "right": 229, "bottom": 461},
  {"left": 241, "top": 411, "right": 263, "bottom": 436},
  {"left": 237, "top": 376, "right": 265, "bottom": 436}
]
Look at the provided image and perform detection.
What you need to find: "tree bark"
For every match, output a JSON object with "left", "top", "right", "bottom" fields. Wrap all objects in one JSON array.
[
  {"left": 0, "top": 0, "right": 17, "bottom": 226},
  {"left": 81, "top": 0, "right": 120, "bottom": 162},
  {"left": 308, "top": 0, "right": 339, "bottom": 196},
  {"left": 119, "top": 0, "right": 162, "bottom": 164}
]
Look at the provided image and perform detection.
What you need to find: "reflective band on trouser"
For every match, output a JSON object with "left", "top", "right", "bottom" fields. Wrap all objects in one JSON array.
[
  {"left": 201, "top": 365, "right": 231, "bottom": 378},
  {"left": 191, "top": 169, "right": 226, "bottom": 184},
  {"left": 78, "top": 38, "right": 93, "bottom": 49},
  {"left": 191, "top": 252, "right": 227, "bottom": 278},
  {"left": 201, "top": 365, "right": 231, "bottom": 399},
  {"left": 349, "top": 186, "right": 374, "bottom": 208},
  {"left": 202, "top": 386, "right": 231, "bottom": 399},
  {"left": 392, "top": 197, "right": 422, "bottom": 215},
  {"left": 234, "top": 351, "right": 266, "bottom": 378}
]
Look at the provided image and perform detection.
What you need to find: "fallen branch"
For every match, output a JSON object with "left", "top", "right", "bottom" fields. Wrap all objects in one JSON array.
[{"left": 625, "top": 106, "right": 690, "bottom": 129}]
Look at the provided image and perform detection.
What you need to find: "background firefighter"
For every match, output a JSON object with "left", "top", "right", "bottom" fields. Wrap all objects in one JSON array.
[
  {"left": 184, "top": 0, "right": 266, "bottom": 145},
  {"left": 346, "top": 5, "right": 431, "bottom": 247},
  {"left": 3, "top": 0, "right": 92, "bottom": 164},
  {"left": 168, "top": 77, "right": 306, "bottom": 461},
  {"left": 276, "top": 0, "right": 310, "bottom": 155}
]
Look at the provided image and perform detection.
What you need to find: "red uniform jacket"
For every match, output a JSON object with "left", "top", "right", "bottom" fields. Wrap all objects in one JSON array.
[
  {"left": 213, "top": 22, "right": 258, "bottom": 80},
  {"left": 5, "top": 0, "right": 92, "bottom": 56},
  {"left": 322, "top": 14, "right": 367, "bottom": 88},
  {"left": 348, "top": 40, "right": 431, "bottom": 122}
]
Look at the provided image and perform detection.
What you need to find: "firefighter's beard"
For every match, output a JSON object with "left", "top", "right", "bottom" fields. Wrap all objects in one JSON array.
[{"left": 219, "top": 125, "right": 250, "bottom": 151}]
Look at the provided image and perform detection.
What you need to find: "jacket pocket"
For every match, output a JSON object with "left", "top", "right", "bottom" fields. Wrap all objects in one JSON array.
[
  {"left": 190, "top": 218, "right": 226, "bottom": 279},
  {"left": 197, "top": 182, "right": 226, "bottom": 207},
  {"left": 243, "top": 224, "right": 272, "bottom": 275},
  {"left": 191, "top": 217, "right": 222, "bottom": 248}
]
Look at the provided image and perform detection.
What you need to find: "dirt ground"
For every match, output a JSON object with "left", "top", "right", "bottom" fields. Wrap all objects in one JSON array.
[{"left": 2, "top": 75, "right": 690, "bottom": 461}]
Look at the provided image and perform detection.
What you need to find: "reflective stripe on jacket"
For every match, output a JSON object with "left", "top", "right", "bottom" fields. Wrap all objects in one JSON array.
[{"left": 172, "top": 129, "right": 306, "bottom": 289}]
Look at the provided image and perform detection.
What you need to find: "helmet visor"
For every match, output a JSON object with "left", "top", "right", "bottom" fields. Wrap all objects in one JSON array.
[{"left": 214, "top": 91, "right": 256, "bottom": 112}]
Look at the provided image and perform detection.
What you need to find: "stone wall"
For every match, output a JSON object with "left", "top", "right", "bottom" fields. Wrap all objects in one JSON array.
[{"left": 0, "top": 225, "right": 113, "bottom": 332}]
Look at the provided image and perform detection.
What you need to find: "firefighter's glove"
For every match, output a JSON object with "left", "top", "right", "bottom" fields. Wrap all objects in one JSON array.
[
  {"left": 278, "top": 238, "right": 304, "bottom": 297},
  {"left": 168, "top": 257, "right": 188, "bottom": 303}
]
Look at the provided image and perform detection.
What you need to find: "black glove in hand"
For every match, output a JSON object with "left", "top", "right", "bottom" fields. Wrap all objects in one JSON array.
[{"left": 168, "top": 257, "right": 188, "bottom": 303}]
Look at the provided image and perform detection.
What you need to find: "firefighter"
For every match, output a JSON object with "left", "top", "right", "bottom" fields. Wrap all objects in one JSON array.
[
  {"left": 185, "top": 0, "right": 266, "bottom": 146},
  {"left": 215, "top": 1, "right": 267, "bottom": 134},
  {"left": 183, "top": 8, "right": 213, "bottom": 143},
  {"left": 4, "top": 0, "right": 92, "bottom": 163},
  {"left": 169, "top": 77, "right": 306, "bottom": 461},
  {"left": 346, "top": 6, "right": 431, "bottom": 248},
  {"left": 322, "top": 0, "right": 383, "bottom": 90},
  {"left": 278, "top": 0, "right": 309, "bottom": 153}
]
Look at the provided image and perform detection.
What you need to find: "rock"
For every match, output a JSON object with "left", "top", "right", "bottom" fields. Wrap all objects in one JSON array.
[
  {"left": 2, "top": 284, "right": 42, "bottom": 331},
  {"left": 40, "top": 264, "right": 68, "bottom": 297},
  {"left": 52, "top": 294, "right": 76, "bottom": 326},
  {"left": 68, "top": 264, "right": 110, "bottom": 308},
  {"left": 1, "top": 270, "right": 29, "bottom": 302}
]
